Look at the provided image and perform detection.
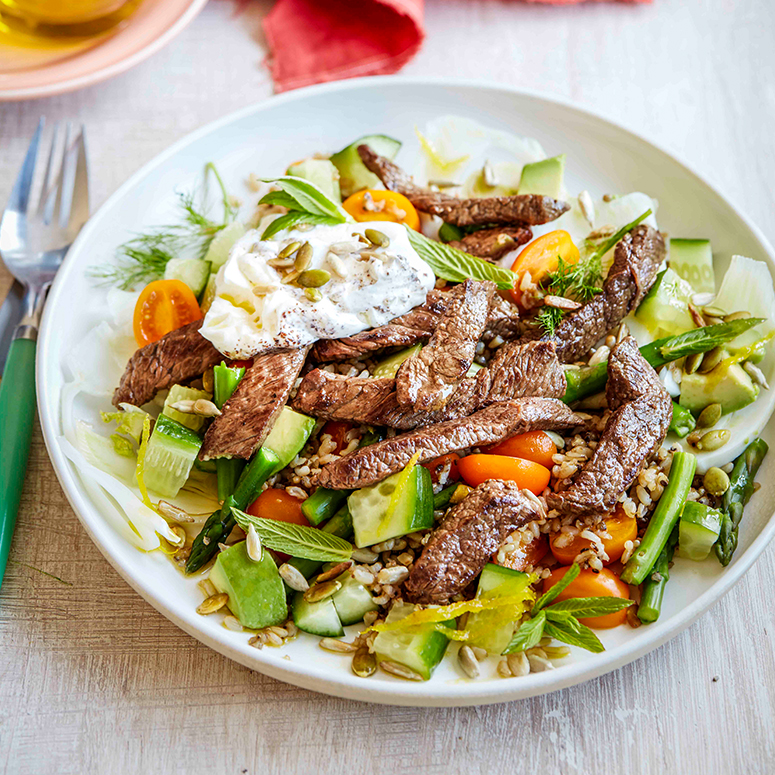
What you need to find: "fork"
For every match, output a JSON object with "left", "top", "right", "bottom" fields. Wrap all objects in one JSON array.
[{"left": 0, "top": 119, "right": 89, "bottom": 588}]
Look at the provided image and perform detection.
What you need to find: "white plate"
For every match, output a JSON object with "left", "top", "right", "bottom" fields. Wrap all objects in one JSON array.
[{"left": 37, "top": 78, "right": 775, "bottom": 707}]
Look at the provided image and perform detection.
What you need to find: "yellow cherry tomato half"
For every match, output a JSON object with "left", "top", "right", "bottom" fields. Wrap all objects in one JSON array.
[
  {"left": 542, "top": 566, "right": 630, "bottom": 628},
  {"left": 509, "top": 229, "right": 580, "bottom": 306},
  {"left": 457, "top": 454, "right": 551, "bottom": 494},
  {"left": 342, "top": 189, "right": 421, "bottom": 230},
  {"left": 132, "top": 279, "right": 201, "bottom": 348}
]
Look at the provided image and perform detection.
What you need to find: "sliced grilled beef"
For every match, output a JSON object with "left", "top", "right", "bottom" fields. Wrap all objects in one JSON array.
[
  {"left": 311, "top": 289, "right": 520, "bottom": 363},
  {"left": 448, "top": 226, "right": 532, "bottom": 261},
  {"left": 358, "top": 145, "right": 570, "bottom": 227},
  {"left": 404, "top": 480, "right": 542, "bottom": 605},
  {"left": 113, "top": 319, "right": 222, "bottom": 407},
  {"left": 539, "top": 224, "right": 666, "bottom": 363},
  {"left": 546, "top": 337, "right": 672, "bottom": 515},
  {"left": 315, "top": 398, "right": 584, "bottom": 489},
  {"left": 293, "top": 341, "right": 565, "bottom": 429},
  {"left": 396, "top": 280, "right": 495, "bottom": 411},
  {"left": 200, "top": 347, "right": 309, "bottom": 460}
]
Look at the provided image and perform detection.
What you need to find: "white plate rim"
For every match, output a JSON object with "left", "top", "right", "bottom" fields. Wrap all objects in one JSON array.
[{"left": 36, "top": 76, "right": 775, "bottom": 707}]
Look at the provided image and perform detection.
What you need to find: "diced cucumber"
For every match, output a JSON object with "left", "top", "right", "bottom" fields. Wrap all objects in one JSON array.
[
  {"left": 286, "top": 159, "right": 341, "bottom": 202},
  {"left": 679, "top": 501, "right": 723, "bottom": 561},
  {"left": 209, "top": 542, "right": 287, "bottom": 629},
  {"left": 331, "top": 569, "right": 378, "bottom": 626},
  {"left": 373, "top": 601, "right": 453, "bottom": 680},
  {"left": 372, "top": 343, "right": 422, "bottom": 379},
  {"left": 518, "top": 155, "right": 565, "bottom": 199},
  {"left": 464, "top": 564, "right": 534, "bottom": 655},
  {"left": 329, "top": 134, "right": 402, "bottom": 198},
  {"left": 635, "top": 268, "right": 696, "bottom": 337},
  {"left": 669, "top": 238, "right": 715, "bottom": 295},
  {"left": 213, "top": 363, "right": 247, "bottom": 501},
  {"left": 292, "top": 590, "right": 344, "bottom": 637},
  {"left": 162, "top": 385, "right": 213, "bottom": 432},
  {"left": 143, "top": 414, "right": 202, "bottom": 498},
  {"left": 164, "top": 258, "right": 211, "bottom": 299},
  {"left": 199, "top": 274, "right": 217, "bottom": 314},
  {"left": 349, "top": 462, "right": 433, "bottom": 548},
  {"left": 204, "top": 221, "right": 246, "bottom": 272},
  {"left": 263, "top": 407, "right": 316, "bottom": 472}
]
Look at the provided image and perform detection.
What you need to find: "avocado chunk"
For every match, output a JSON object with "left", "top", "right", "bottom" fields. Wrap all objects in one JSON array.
[
  {"left": 263, "top": 407, "right": 316, "bottom": 473},
  {"left": 669, "top": 238, "right": 715, "bottom": 295},
  {"left": 209, "top": 542, "right": 288, "bottom": 629},
  {"left": 329, "top": 134, "right": 402, "bottom": 198},
  {"left": 680, "top": 362, "right": 759, "bottom": 415},
  {"left": 635, "top": 268, "right": 696, "bottom": 338},
  {"left": 286, "top": 159, "right": 341, "bottom": 203},
  {"left": 518, "top": 154, "right": 565, "bottom": 198}
]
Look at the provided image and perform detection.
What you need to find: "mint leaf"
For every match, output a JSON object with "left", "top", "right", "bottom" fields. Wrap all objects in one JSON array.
[
  {"left": 260, "top": 176, "right": 351, "bottom": 221},
  {"left": 261, "top": 212, "right": 342, "bottom": 241},
  {"left": 406, "top": 227, "right": 516, "bottom": 290},
  {"left": 259, "top": 190, "right": 301, "bottom": 210},
  {"left": 545, "top": 597, "right": 634, "bottom": 618},
  {"left": 532, "top": 563, "right": 580, "bottom": 612},
  {"left": 232, "top": 508, "right": 353, "bottom": 562},
  {"left": 502, "top": 610, "right": 546, "bottom": 654},
  {"left": 543, "top": 617, "right": 604, "bottom": 653}
]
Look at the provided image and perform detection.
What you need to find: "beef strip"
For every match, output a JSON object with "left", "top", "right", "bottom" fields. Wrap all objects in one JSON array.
[
  {"left": 448, "top": 225, "right": 532, "bottom": 261},
  {"left": 200, "top": 347, "right": 309, "bottom": 460},
  {"left": 315, "top": 397, "right": 584, "bottom": 489},
  {"left": 535, "top": 224, "right": 666, "bottom": 363},
  {"left": 396, "top": 280, "right": 495, "bottom": 411},
  {"left": 358, "top": 145, "right": 570, "bottom": 227},
  {"left": 546, "top": 337, "right": 672, "bottom": 515},
  {"left": 403, "top": 480, "right": 542, "bottom": 605},
  {"left": 311, "top": 289, "right": 520, "bottom": 363},
  {"left": 113, "top": 319, "right": 222, "bottom": 407},
  {"left": 293, "top": 341, "right": 565, "bottom": 429}
]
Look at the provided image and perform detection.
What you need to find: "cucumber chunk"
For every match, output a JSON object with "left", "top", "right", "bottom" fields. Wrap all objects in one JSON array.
[
  {"left": 199, "top": 273, "right": 217, "bottom": 314},
  {"left": 143, "top": 414, "right": 202, "bottom": 498},
  {"left": 373, "top": 601, "right": 453, "bottom": 680},
  {"left": 331, "top": 569, "right": 378, "bottom": 626},
  {"left": 635, "top": 268, "right": 696, "bottom": 338},
  {"left": 329, "top": 134, "right": 402, "bottom": 198},
  {"left": 162, "top": 384, "right": 213, "bottom": 432},
  {"left": 372, "top": 343, "right": 422, "bottom": 379},
  {"left": 669, "top": 238, "right": 715, "bottom": 295},
  {"left": 679, "top": 501, "right": 723, "bottom": 560},
  {"left": 263, "top": 407, "right": 316, "bottom": 472},
  {"left": 286, "top": 159, "right": 341, "bottom": 202},
  {"left": 349, "top": 462, "right": 433, "bottom": 548},
  {"left": 292, "top": 590, "right": 344, "bottom": 637},
  {"left": 204, "top": 221, "right": 246, "bottom": 272},
  {"left": 209, "top": 542, "right": 287, "bottom": 629},
  {"left": 164, "top": 258, "right": 211, "bottom": 299}
]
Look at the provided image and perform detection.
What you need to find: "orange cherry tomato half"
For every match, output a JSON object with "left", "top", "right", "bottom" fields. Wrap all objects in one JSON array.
[
  {"left": 496, "top": 534, "right": 549, "bottom": 572},
  {"left": 457, "top": 454, "right": 550, "bottom": 494},
  {"left": 247, "top": 488, "right": 309, "bottom": 527},
  {"left": 321, "top": 420, "right": 354, "bottom": 455},
  {"left": 486, "top": 430, "right": 557, "bottom": 469},
  {"left": 422, "top": 452, "right": 461, "bottom": 484},
  {"left": 549, "top": 506, "right": 638, "bottom": 566},
  {"left": 227, "top": 359, "right": 254, "bottom": 370},
  {"left": 342, "top": 189, "right": 421, "bottom": 231},
  {"left": 509, "top": 230, "right": 580, "bottom": 306},
  {"left": 542, "top": 566, "right": 630, "bottom": 628},
  {"left": 132, "top": 279, "right": 202, "bottom": 348}
]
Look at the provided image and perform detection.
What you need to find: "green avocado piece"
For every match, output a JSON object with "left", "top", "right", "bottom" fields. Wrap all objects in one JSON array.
[
  {"left": 679, "top": 362, "right": 759, "bottom": 415},
  {"left": 262, "top": 407, "right": 316, "bottom": 473},
  {"left": 209, "top": 542, "right": 287, "bottom": 629},
  {"left": 286, "top": 159, "right": 341, "bottom": 203},
  {"left": 518, "top": 154, "right": 565, "bottom": 198}
]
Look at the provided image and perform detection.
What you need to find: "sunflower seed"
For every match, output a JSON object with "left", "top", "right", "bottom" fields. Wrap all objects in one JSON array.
[
  {"left": 507, "top": 652, "right": 530, "bottom": 677},
  {"left": 315, "top": 561, "right": 352, "bottom": 583},
  {"left": 303, "top": 579, "right": 342, "bottom": 603},
  {"left": 527, "top": 653, "right": 555, "bottom": 672},
  {"left": 351, "top": 547, "right": 379, "bottom": 563},
  {"left": 687, "top": 303, "right": 706, "bottom": 328},
  {"left": 697, "top": 403, "right": 722, "bottom": 428},
  {"left": 691, "top": 292, "right": 715, "bottom": 307},
  {"left": 544, "top": 295, "right": 582, "bottom": 311},
  {"left": 458, "top": 645, "right": 480, "bottom": 678},
  {"left": 278, "top": 241, "right": 302, "bottom": 259},
  {"left": 197, "top": 593, "right": 228, "bottom": 615},
  {"left": 588, "top": 345, "right": 610, "bottom": 367},
  {"left": 157, "top": 500, "right": 193, "bottom": 522},
  {"left": 264, "top": 631, "right": 284, "bottom": 647},
  {"left": 253, "top": 283, "right": 279, "bottom": 296},
  {"left": 223, "top": 615, "right": 243, "bottom": 632},
  {"left": 268, "top": 625, "right": 289, "bottom": 638},
  {"left": 470, "top": 646, "right": 488, "bottom": 661},
  {"left": 578, "top": 190, "right": 595, "bottom": 227},
  {"left": 279, "top": 563, "right": 309, "bottom": 592},
  {"left": 743, "top": 360, "right": 769, "bottom": 389},
  {"left": 482, "top": 160, "right": 498, "bottom": 188},
  {"left": 168, "top": 399, "right": 222, "bottom": 417},
  {"left": 326, "top": 252, "right": 349, "bottom": 279},
  {"left": 379, "top": 660, "right": 424, "bottom": 681},
  {"left": 377, "top": 566, "right": 409, "bottom": 585},
  {"left": 248, "top": 633, "right": 266, "bottom": 649},
  {"left": 497, "top": 658, "right": 513, "bottom": 678},
  {"left": 267, "top": 257, "right": 295, "bottom": 269},
  {"left": 364, "top": 228, "right": 390, "bottom": 248},
  {"left": 246, "top": 524, "right": 263, "bottom": 562},
  {"left": 352, "top": 648, "right": 377, "bottom": 677},
  {"left": 320, "top": 637, "right": 358, "bottom": 653},
  {"left": 281, "top": 270, "right": 301, "bottom": 285},
  {"left": 617, "top": 321, "right": 629, "bottom": 343}
]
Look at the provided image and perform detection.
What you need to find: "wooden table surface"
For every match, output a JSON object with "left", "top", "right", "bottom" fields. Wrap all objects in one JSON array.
[{"left": 1, "top": 1, "right": 774, "bottom": 773}]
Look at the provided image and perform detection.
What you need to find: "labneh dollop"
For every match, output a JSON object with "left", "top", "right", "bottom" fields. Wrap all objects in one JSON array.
[{"left": 200, "top": 221, "right": 435, "bottom": 359}]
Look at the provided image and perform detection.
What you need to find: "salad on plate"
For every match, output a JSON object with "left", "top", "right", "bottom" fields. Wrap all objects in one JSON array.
[{"left": 61, "top": 116, "right": 774, "bottom": 683}]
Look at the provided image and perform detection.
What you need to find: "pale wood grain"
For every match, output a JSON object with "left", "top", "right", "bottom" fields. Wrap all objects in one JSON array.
[{"left": 1, "top": 0, "right": 775, "bottom": 773}]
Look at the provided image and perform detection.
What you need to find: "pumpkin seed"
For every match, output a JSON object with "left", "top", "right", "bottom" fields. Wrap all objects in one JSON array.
[
  {"left": 197, "top": 593, "right": 228, "bottom": 615},
  {"left": 364, "top": 228, "right": 390, "bottom": 248},
  {"left": 303, "top": 579, "right": 342, "bottom": 603},
  {"left": 280, "top": 270, "right": 301, "bottom": 285},
  {"left": 267, "top": 257, "right": 295, "bottom": 269},
  {"left": 278, "top": 241, "right": 301, "bottom": 259},
  {"left": 696, "top": 429, "right": 731, "bottom": 451},
  {"left": 298, "top": 269, "right": 331, "bottom": 288},
  {"left": 684, "top": 352, "right": 703, "bottom": 374},
  {"left": 379, "top": 660, "right": 424, "bottom": 681},
  {"left": 351, "top": 648, "right": 377, "bottom": 677},
  {"left": 697, "top": 403, "right": 722, "bottom": 428},
  {"left": 723, "top": 310, "right": 751, "bottom": 322},
  {"left": 278, "top": 563, "right": 309, "bottom": 592},
  {"left": 703, "top": 467, "right": 730, "bottom": 496},
  {"left": 702, "top": 305, "right": 727, "bottom": 318},
  {"left": 458, "top": 645, "right": 480, "bottom": 679},
  {"left": 315, "top": 560, "right": 352, "bottom": 583},
  {"left": 699, "top": 347, "right": 724, "bottom": 373},
  {"left": 304, "top": 288, "right": 322, "bottom": 302},
  {"left": 294, "top": 242, "right": 313, "bottom": 271}
]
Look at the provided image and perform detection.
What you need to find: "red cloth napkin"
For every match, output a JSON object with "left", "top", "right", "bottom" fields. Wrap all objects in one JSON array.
[{"left": 263, "top": 0, "right": 650, "bottom": 93}]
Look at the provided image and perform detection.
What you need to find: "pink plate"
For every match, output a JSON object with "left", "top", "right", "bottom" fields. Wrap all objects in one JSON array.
[{"left": 0, "top": 0, "right": 208, "bottom": 101}]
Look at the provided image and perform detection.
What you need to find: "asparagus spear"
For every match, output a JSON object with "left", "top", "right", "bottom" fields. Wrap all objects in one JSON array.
[
  {"left": 621, "top": 451, "right": 697, "bottom": 585},
  {"left": 186, "top": 447, "right": 280, "bottom": 573},
  {"left": 637, "top": 525, "right": 679, "bottom": 623},
  {"left": 669, "top": 401, "right": 696, "bottom": 438},
  {"left": 213, "top": 363, "right": 247, "bottom": 502},
  {"left": 714, "top": 438, "right": 768, "bottom": 566},
  {"left": 562, "top": 318, "right": 763, "bottom": 404}
]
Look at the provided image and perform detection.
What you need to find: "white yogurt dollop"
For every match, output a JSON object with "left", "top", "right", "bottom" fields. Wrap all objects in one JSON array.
[{"left": 200, "top": 221, "right": 435, "bottom": 359}]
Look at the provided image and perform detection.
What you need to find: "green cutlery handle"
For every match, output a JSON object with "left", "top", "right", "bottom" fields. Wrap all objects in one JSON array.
[{"left": 0, "top": 336, "right": 37, "bottom": 587}]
